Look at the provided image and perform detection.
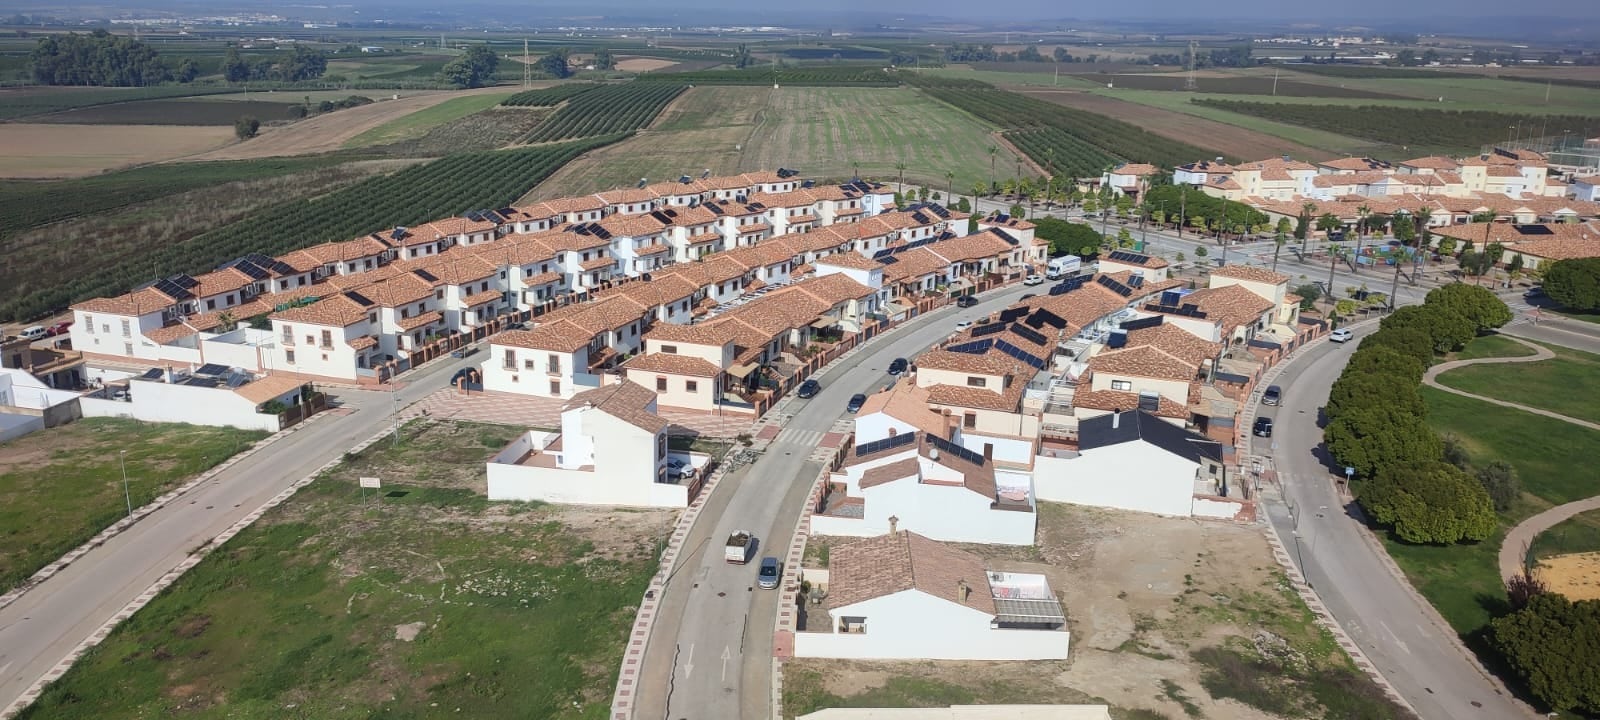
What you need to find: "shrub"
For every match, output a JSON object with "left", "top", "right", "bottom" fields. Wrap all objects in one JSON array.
[
  {"left": 1492, "top": 593, "right": 1600, "bottom": 713},
  {"left": 1357, "top": 460, "right": 1496, "bottom": 544}
]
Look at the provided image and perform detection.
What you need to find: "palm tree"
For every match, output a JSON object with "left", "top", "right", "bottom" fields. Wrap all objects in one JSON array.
[
  {"left": 895, "top": 160, "right": 907, "bottom": 195},
  {"left": 987, "top": 145, "right": 998, "bottom": 194},
  {"left": 217, "top": 312, "right": 238, "bottom": 332},
  {"left": 1299, "top": 201, "right": 1317, "bottom": 252},
  {"left": 970, "top": 182, "right": 987, "bottom": 200},
  {"left": 1413, "top": 206, "right": 1435, "bottom": 276},
  {"left": 944, "top": 170, "right": 955, "bottom": 206},
  {"left": 1272, "top": 228, "right": 1288, "bottom": 273}
]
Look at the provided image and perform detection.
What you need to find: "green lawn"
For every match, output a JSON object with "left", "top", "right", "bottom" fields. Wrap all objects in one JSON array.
[
  {"left": 344, "top": 91, "right": 517, "bottom": 147},
  {"left": 1384, "top": 387, "right": 1600, "bottom": 636},
  {"left": 1278, "top": 70, "right": 1600, "bottom": 115},
  {"left": 16, "top": 420, "right": 670, "bottom": 720},
  {"left": 1529, "top": 508, "right": 1600, "bottom": 564},
  {"left": 1553, "top": 310, "right": 1600, "bottom": 325},
  {"left": 1435, "top": 342, "right": 1600, "bottom": 425},
  {"left": 0, "top": 419, "right": 267, "bottom": 592},
  {"left": 1451, "top": 334, "right": 1539, "bottom": 361}
]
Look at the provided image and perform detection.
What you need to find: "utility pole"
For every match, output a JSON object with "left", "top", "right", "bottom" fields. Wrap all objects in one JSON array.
[
  {"left": 1184, "top": 40, "right": 1199, "bottom": 91},
  {"left": 1178, "top": 185, "right": 1187, "bottom": 238},
  {"left": 522, "top": 39, "right": 532, "bottom": 88},
  {"left": 1327, "top": 246, "right": 1340, "bottom": 312},
  {"left": 120, "top": 450, "right": 132, "bottom": 517}
]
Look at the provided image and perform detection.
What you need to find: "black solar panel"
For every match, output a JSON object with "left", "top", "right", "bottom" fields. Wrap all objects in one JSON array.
[
  {"left": 1026, "top": 309, "right": 1067, "bottom": 329},
  {"left": 1514, "top": 225, "right": 1554, "bottom": 235},
  {"left": 1179, "top": 303, "right": 1207, "bottom": 318},
  {"left": 878, "top": 255, "right": 898, "bottom": 265},
  {"left": 591, "top": 226, "right": 612, "bottom": 239},
  {"left": 912, "top": 211, "right": 932, "bottom": 225},
  {"left": 195, "top": 363, "right": 230, "bottom": 377},
  {"left": 1128, "top": 274, "right": 1145, "bottom": 288},
  {"left": 927, "top": 433, "right": 985, "bottom": 466},
  {"left": 1119, "top": 315, "right": 1165, "bottom": 331},
  {"left": 930, "top": 204, "right": 951, "bottom": 219},
  {"left": 855, "top": 431, "right": 917, "bottom": 457},
  {"left": 390, "top": 227, "right": 410, "bottom": 241},
  {"left": 153, "top": 276, "right": 196, "bottom": 301},
  {"left": 996, "top": 339, "right": 1047, "bottom": 369},
  {"left": 345, "top": 290, "right": 375, "bottom": 307},
  {"left": 971, "top": 321, "right": 1007, "bottom": 338},
  {"left": 139, "top": 368, "right": 163, "bottom": 379},
  {"left": 1109, "top": 250, "right": 1152, "bottom": 264},
  {"left": 948, "top": 338, "right": 994, "bottom": 354},
  {"left": 1096, "top": 275, "right": 1134, "bottom": 297},
  {"left": 465, "top": 210, "right": 483, "bottom": 222},
  {"left": 999, "top": 307, "right": 1028, "bottom": 323},
  {"left": 1008, "top": 323, "right": 1049, "bottom": 346},
  {"left": 872, "top": 249, "right": 894, "bottom": 260}
]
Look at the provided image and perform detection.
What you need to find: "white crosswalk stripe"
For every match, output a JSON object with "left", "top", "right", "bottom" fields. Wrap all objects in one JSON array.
[{"left": 775, "top": 428, "right": 825, "bottom": 447}]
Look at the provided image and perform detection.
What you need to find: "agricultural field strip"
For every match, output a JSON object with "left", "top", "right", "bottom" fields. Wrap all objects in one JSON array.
[
  {"left": 1193, "top": 99, "right": 1600, "bottom": 153},
  {"left": 522, "top": 82, "right": 688, "bottom": 143}
]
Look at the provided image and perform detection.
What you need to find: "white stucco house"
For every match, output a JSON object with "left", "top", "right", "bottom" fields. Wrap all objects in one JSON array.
[
  {"left": 1034, "top": 410, "right": 1227, "bottom": 517},
  {"left": 78, "top": 366, "right": 309, "bottom": 432},
  {"left": 484, "top": 380, "right": 698, "bottom": 508},
  {"left": 794, "top": 531, "right": 1069, "bottom": 661},
  {"left": 810, "top": 431, "right": 1036, "bottom": 545}
]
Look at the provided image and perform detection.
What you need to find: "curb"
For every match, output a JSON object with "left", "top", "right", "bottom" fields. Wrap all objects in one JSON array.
[
  {"left": 0, "top": 411, "right": 332, "bottom": 612},
  {"left": 1, "top": 406, "right": 428, "bottom": 720}
]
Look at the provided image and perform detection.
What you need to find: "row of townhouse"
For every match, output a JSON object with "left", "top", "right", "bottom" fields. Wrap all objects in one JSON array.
[{"left": 64, "top": 172, "right": 900, "bottom": 382}]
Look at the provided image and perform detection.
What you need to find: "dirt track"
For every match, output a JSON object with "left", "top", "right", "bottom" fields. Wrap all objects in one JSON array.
[{"left": 174, "top": 86, "right": 522, "bottom": 162}]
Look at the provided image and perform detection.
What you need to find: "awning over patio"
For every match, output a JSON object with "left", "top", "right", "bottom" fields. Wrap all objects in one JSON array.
[
  {"left": 810, "top": 316, "right": 840, "bottom": 329},
  {"left": 992, "top": 596, "right": 1067, "bottom": 626},
  {"left": 728, "top": 362, "right": 761, "bottom": 379}
]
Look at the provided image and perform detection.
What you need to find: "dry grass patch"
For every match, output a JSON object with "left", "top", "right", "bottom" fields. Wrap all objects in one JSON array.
[{"left": 0, "top": 124, "right": 234, "bottom": 178}]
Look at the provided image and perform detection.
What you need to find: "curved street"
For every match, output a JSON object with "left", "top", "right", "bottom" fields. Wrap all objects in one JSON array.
[{"left": 1253, "top": 325, "right": 1534, "bottom": 719}]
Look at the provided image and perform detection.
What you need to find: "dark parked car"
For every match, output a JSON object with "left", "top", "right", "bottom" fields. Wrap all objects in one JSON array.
[
  {"left": 955, "top": 295, "right": 978, "bottom": 308},
  {"left": 1524, "top": 286, "right": 1545, "bottom": 300},
  {"left": 796, "top": 379, "right": 821, "bottom": 399},
  {"left": 887, "top": 358, "right": 908, "bottom": 376},
  {"left": 1019, "top": 293, "right": 1036, "bottom": 300},
  {"left": 758, "top": 557, "right": 781, "bottom": 589},
  {"left": 1253, "top": 416, "right": 1274, "bottom": 438},
  {"left": 846, "top": 393, "right": 868, "bottom": 413},
  {"left": 1262, "top": 385, "right": 1282, "bottom": 406}
]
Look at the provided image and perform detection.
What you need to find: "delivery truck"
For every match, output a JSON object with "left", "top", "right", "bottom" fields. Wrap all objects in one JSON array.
[
  {"left": 725, "top": 531, "right": 757, "bottom": 564},
  {"left": 1045, "top": 255, "right": 1082, "bottom": 280}
]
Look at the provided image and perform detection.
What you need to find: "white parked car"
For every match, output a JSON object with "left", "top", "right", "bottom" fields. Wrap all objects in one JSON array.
[
  {"left": 1329, "top": 328, "right": 1354, "bottom": 343},
  {"left": 665, "top": 457, "right": 695, "bottom": 479},
  {"left": 1023, "top": 274, "right": 1044, "bottom": 286},
  {"left": 955, "top": 320, "right": 974, "bottom": 331}
]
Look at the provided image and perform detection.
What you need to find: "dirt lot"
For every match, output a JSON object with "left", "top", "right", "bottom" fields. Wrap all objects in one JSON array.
[
  {"left": 178, "top": 86, "right": 524, "bottom": 161},
  {"left": 616, "top": 57, "right": 681, "bottom": 72},
  {"left": 1017, "top": 89, "right": 1335, "bottom": 162},
  {"left": 1537, "top": 551, "right": 1600, "bottom": 600},
  {"left": 0, "top": 123, "right": 234, "bottom": 178},
  {"left": 789, "top": 504, "right": 1405, "bottom": 719}
]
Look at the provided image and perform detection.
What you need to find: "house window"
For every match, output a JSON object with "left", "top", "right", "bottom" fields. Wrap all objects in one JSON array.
[
  {"left": 321, "top": 330, "right": 333, "bottom": 348},
  {"left": 504, "top": 349, "right": 516, "bottom": 370},
  {"left": 285, "top": 349, "right": 296, "bottom": 364},
  {"left": 435, "top": 289, "right": 444, "bottom": 300},
  {"left": 686, "top": 380, "right": 698, "bottom": 393},
  {"left": 964, "top": 413, "right": 977, "bottom": 429},
  {"left": 282, "top": 326, "right": 293, "bottom": 344},
  {"left": 966, "top": 376, "right": 987, "bottom": 388},
  {"left": 305, "top": 335, "right": 314, "bottom": 345},
  {"left": 547, "top": 355, "right": 561, "bottom": 374},
  {"left": 121, "top": 319, "right": 131, "bottom": 338},
  {"left": 656, "top": 376, "right": 667, "bottom": 391},
  {"left": 85, "top": 315, "right": 94, "bottom": 334},
  {"left": 401, "top": 308, "right": 410, "bottom": 319},
  {"left": 657, "top": 434, "right": 667, "bottom": 460},
  {"left": 124, "top": 342, "right": 134, "bottom": 356},
  {"left": 661, "top": 344, "right": 678, "bottom": 354},
  {"left": 549, "top": 380, "right": 560, "bottom": 395},
  {"left": 524, "top": 359, "right": 535, "bottom": 369},
  {"left": 1111, "top": 380, "right": 1133, "bottom": 391}
]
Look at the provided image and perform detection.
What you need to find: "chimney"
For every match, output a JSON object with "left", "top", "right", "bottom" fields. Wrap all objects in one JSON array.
[
  {"left": 957, "top": 579, "right": 971, "bottom": 604},
  {"left": 888, "top": 515, "right": 899, "bottom": 533},
  {"left": 887, "top": 427, "right": 897, "bottom": 437},
  {"left": 1112, "top": 408, "right": 1122, "bottom": 429}
]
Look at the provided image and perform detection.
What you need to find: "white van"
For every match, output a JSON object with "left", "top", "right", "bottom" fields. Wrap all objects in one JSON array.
[{"left": 18, "top": 325, "right": 47, "bottom": 341}]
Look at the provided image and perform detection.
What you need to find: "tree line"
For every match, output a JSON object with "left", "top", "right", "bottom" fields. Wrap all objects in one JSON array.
[
  {"left": 28, "top": 29, "right": 193, "bottom": 86},
  {"left": 220, "top": 46, "right": 329, "bottom": 83}
]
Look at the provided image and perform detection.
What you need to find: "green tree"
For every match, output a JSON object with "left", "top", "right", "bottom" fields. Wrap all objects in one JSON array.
[
  {"left": 221, "top": 47, "right": 249, "bottom": 82},
  {"left": 1327, "top": 371, "right": 1426, "bottom": 422},
  {"left": 176, "top": 58, "right": 200, "bottom": 82},
  {"left": 1358, "top": 460, "right": 1496, "bottom": 544},
  {"left": 1492, "top": 593, "right": 1600, "bottom": 713},
  {"left": 1345, "top": 344, "right": 1427, "bottom": 383},
  {"left": 1508, "top": 253, "right": 1525, "bottom": 276},
  {"left": 233, "top": 115, "right": 260, "bottom": 141},
  {"left": 1292, "top": 282, "right": 1322, "bottom": 309},
  {"left": 733, "top": 43, "right": 754, "bottom": 68},
  {"left": 1034, "top": 218, "right": 1103, "bottom": 256},
  {"left": 593, "top": 47, "right": 615, "bottom": 70},
  {"left": 1477, "top": 460, "right": 1520, "bottom": 512},
  {"left": 1543, "top": 258, "right": 1600, "bottom": 311},
  {"left": 1194, "top": 244, "right": 1208, "bottom": 258},
  {"left": 955, "top": 197, "right": 971, "bottom": 213},
  {"left": 1392, "top": 213, "right": 1416, "bottom": 245},
  {"left": 1275, "top": 216, "right": 1292, "bottom": 236},
  {"left": 1435, "top": 235, "right": 1457, "bottom": 255},
  {"left": 1380, "top": 304, "right": 1475, "bottom": 353},
  {"left": 1441, "top": 433, "right": 1472, "bottom": 470},
  {"left": 1326, "top": 403, "right": 1443, "bottom": 479},
  {"left": 1272, "top": 228, "right": 1288, "bottom": 272},
  {"left": 1425, "top": 283, "right": 1513, "bottom": 332},
  {"left": 1315, "top": 212, "right": 1342, "bottom": 236},
  {"left": 445, "top": 44, "right": 504, "bottom": 87},
  {"left": 1357, "top": 328, "right": 1434, "bottom": 371},
  {"left": 1115, "top": 227, "right": 1134, "bottom": 248}
]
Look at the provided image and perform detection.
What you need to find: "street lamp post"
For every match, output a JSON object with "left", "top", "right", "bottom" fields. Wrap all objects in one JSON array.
[
  {"left": 1292, "top": 531, "right": 1311, "bottom": 588},
  {"left": 119, "top": 450, "right": 131, "bottom": 517}
]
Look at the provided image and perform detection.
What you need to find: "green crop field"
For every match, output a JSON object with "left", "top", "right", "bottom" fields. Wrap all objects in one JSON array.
[
  {"left": 344, "top": 91, "right": 517, "bottom": 147},
  {"left": 28, "top": 98, "right": 303, "bottom": 125},
  {"left": 522, "top": 82, "right": 687, "bottom": 143},
  {"left": 1194, "top": 100, "right": 1600, "bottom": 156},
  {"left": 14, "top": 420, "right": 673, "bottom": 720},
  {"left": 1280, "top": 71, "right": 1600, "bottom": 114},
  {"left": 526, "top": 85, "right": 1028, "bottom": 200},
  {"left": 0, "top": 85, "right": 240, "bottom": 121},
  {"left": 0, "top": 419, "right": 267, "bottom": 592}
]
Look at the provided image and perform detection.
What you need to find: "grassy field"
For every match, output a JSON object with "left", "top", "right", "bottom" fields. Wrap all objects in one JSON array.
[
  {"left": 16, "top": 420, "right": 674, "bottom": 720},
  {"left": 1278, "top": 70, "right": 1600, "bottom": 114},
  {"left": 0, "top": 124, "right": 237, "bottom": 179},
  {"left": 1078, "top": 89, "right": 1394, "bottom": 157},
  {"left": 30, "top": 99, "right": 303, "bottom": 125},
  {"left": 344, "top": 91, "right": 518, "bottom": 147},
  {"left": 1387, "top": 386, "right": 1600, "bottom": 636},
  {"left": 1451, "top": 334, "right": 1540, "bottom": 361},
  {"left": 0, "top": 85, "right": 239, "bottom": 121},
  {"left": 0, "top": 419, "right": 267, "bottom": 592},
  {"left": 1435, "top": 342, "right": 1600, "bottom": 425},
  {"left": 528, "top": 85, "right": 1026, "bottom": 200},
  {"left": 920, "top": 65, "right": 1102, "bottom": 89},
  {"left": 1529, "top": 508, "right": 1600, "bottom": 564}
]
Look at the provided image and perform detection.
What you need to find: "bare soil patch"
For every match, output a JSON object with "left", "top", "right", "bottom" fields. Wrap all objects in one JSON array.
[
  {"left": 1537, "top": 551, "right": 1600, "bottom": 600},
  {"left": 0, "top": 124, "right": 234, "bottom": 178},
  {"left": 179, "top": 86, "right": 519, "bottom": 161},
  {"left": 616, "top": 57, "right": 681, "bottom": 72},
  {"left": 1018, "top": 88, "right": 1335, "bottom": 162}
]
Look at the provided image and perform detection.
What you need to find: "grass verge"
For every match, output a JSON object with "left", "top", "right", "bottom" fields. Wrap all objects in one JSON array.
[
  {"left": 1529, "top": 508, "right": 1600, "bottom": 563},
  {"left": 1450, "top": 334, "right": 1539, "bottom": 361},
  {"left": 15, "top": 419, "right": 672, "bottom": 720},
  {"left": 0, "top": 418, "right": 267, "bottom": 592},
  {"left": 1435, "top": 341, "right": 1600, "bottom": 426}
]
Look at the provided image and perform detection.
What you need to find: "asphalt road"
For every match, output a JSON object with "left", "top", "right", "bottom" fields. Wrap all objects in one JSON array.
[
  {"left": 0, "top": 353, "right": 481, "bottom": 714},
  {"left": 1251, "top": 325, "right": 1533, "bottom": 720},
  {"left": 636, "top": 282, "right": 1036, "bottom": 720}
]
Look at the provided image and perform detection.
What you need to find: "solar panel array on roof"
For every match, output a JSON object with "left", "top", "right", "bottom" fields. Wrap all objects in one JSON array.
[
  {"left": 1008, "top": 322, "right": 1049, "bottom": 346},
  {"left": 223, "top": 253, "right": 295, "bottom": 280},
  {"left": 927, "top": 433, "right": 985, "bottom": 466},
  {"left": 1049, "top": 275, "right": 1090, "bottom": 296},
  {"left": 988, "top": 228, "right": 1020, "bottom": 246},
  {"left": 1514, "top": 225, "right": 1554, "bottom": 235},
  {"left": 345, "top": 290, "right": 375, "bottom": 307},
  {"left": 1096, "top": 275, "right": 1134, "bottom": 297},
  {"left": 929, "top": 204, "right": 951, "bottom": 220},
  {"left": 152, "top": 275, "right": 197, "bottom": 301},
  {"left": 1108, "top": 250, "right": 1152, "bottom": 264},
  {"left": 802, "top": 179, "right": 816, "bottom": 188},
  {"left": 872, "top": 248, "right": 895, "bottom": 260},
  {"left": 390, "top": 227, "right": 410, "bottom": 241},
  {"left": 855, "top": 431, "right": 917, "bottom": 457},
  {"left": 777, "top": 168, "right": 800, "bottom": 178},
  {"left": 947, "top": 338, "right": 995, "bottom": 355},
  {"left": 413, "top": 268, "right": 438, "bottom": 283},
  {"left": 877, "top": 255, "right": 898, "bottom": 265},
  {"left": 995, "top": 339, "right": 1047, "bottom": 369},
  {"left": 1119, "top": 315, "right": 1164, "bottom": 331},
  {"left": 1026, "top": 309, "right": 1067, "bottom": 329},
  {"left": 999, "top": 307, "right": 1028, "bottom": 323},
  {"left": 971, "top": 321, "right": 1007, "bottom": 338},
  {"left": 1128, "top": 274, "right": 1145, "bottom": 288},
  {"left": 195, "top": 363, "right": 230, "bottom": 376},
  {"left": 911, "top": 211, "right": 933, "bottom": 224},
  {"left": 139, "top": 368, "right": 164, "bottom": 379}
]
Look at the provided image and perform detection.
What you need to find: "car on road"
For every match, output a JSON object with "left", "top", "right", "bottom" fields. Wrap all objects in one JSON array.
[
  {"left": 796, "top": 378, "right": 821, "bottom": 398},
  {"left": 1253, "top": 416, "right": 1273, "bottom": 437},
  {"left": 18, "top": 325, "right": 47, "bottom": 341},
  {"left": 846, "top": 393, "right": 867, "bottom": 413},
  {"left": 758, "top": 557, "right": 781, "bottom": 589},
  {"left": 1023, "top": 274, "right": 1044, "bottom": 286},
  {"left": 665, "top": 457, "right": 695, "bottom": 480},
  {"left": 955, "top": 295, "right": 978, "bottom": 308},
  {"left": 954, "top": 320, "right": 974, "bottom": 331},
  {"left": 887, "top": 357, "right": 908, "bottom": 375},
  {"left": 1329, "top": 328, "right": 1354, "bottom": 343},
  {"left": 45, "top": 321, "right": 72, "bottom": 337},
  {"left": 1524, "top": 286, "right": 1545, "bottom": 300},
  {"left": 1262, "top": 385, "right": 1282, "bottom": 406}
]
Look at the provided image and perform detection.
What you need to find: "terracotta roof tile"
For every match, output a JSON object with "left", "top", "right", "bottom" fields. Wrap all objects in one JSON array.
[
  {"left": 828, "top": 531, "right": 995, "bottom": 615},
  {"left": 490, "top": 321, "right": 594, "bottom": 353},
  {"left": 73, "top": 287, "right": 176, "bottom": 315},
  {"left": 564, "top": 379, "right": 665, "bottom": 433},
  {"left": 1072, "top": 388, "right": 1188, "bottom": 419},
  {"left": 270, "top": 293, "right": 372, "bottom": 327},
  {"left": 622, "top": 352, "right": 723, "bottom": 377},
  {"left": 1209, "top": 264, "right": 1288, "bottom": 285},
  {"left": 1089, "top": 345, "right": 1201, "bottom": 382},
  {"left": 233, "top": 374, "right": 307, "bottom": 405}
]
